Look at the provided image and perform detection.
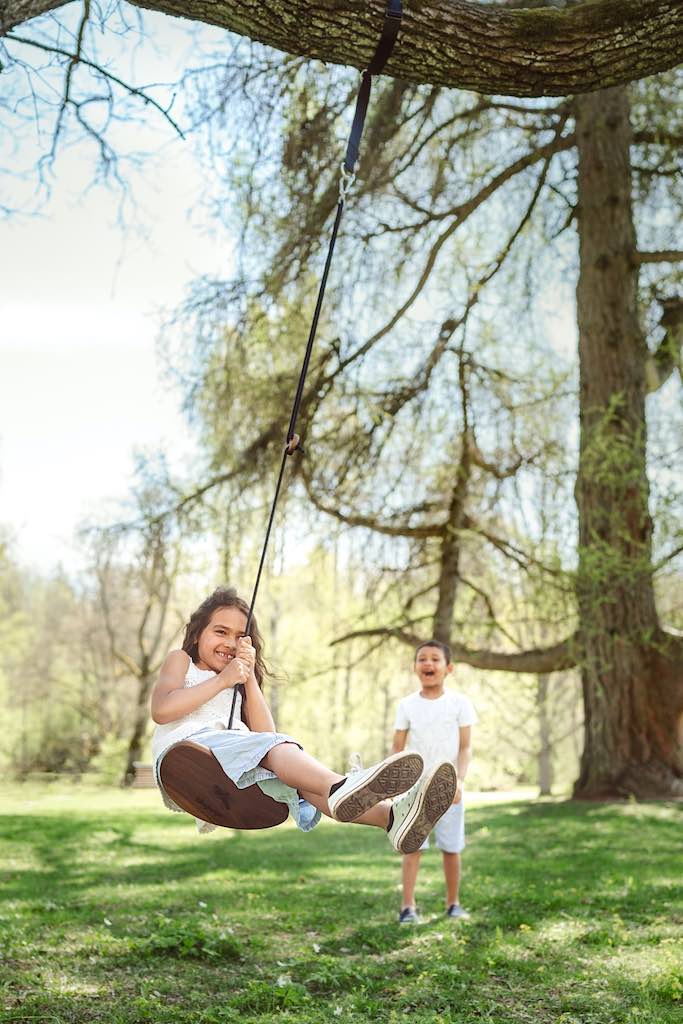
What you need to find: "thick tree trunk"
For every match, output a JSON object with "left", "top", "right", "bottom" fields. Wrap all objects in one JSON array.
[
  {"left": 3, "top": 0, "right": 683, "bottom": 97},
  {"left": 573, "top": 87, "right": 683, "bottom": 799}
]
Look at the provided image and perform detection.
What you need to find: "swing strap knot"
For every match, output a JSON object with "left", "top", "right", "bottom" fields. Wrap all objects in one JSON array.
[{"left": 286, "top": 433, "right": 303, "bottom": 456}]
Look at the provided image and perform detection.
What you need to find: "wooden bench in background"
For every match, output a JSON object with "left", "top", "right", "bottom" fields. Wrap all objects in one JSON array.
[{"left": 132, "top": 763, "right": 156, "bottom": 788}]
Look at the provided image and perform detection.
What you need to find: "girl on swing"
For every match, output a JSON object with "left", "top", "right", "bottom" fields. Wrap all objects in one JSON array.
[{"left": 151, "top": 587, "right": 457, "bottom": 851}]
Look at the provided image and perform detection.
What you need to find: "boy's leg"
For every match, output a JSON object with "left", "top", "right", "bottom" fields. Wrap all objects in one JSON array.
[
  {"left": 434, "top": 801, "right": 469, "bottom": 915},
  {"left": 443, "top": 851, "right": 461, "bottom": 907},
  {"left": 401, "top": 851, "right": 422, "bottom": 909}
]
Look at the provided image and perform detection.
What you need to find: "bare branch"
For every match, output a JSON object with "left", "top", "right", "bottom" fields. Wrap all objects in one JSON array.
[
  {"left": 637, "top": 251, "right": 683, "bottom": 264},
  {"left": 460, "top": 576, "right": 520, "bottom": 647},
  {"left": 301, "top": 472, "right": 444, "bottom": 538},
  {"left": 50, "top": 0, "right": 91, "bottom": 158},
  {"left": 654, "top": 542, "right": 683, "bottom": 573},
  {"left": 331, "top": 625, "right": 579, "bottom": 673},
  {"left": 5, "top": 30, "right": 186, "bottom": 138}
]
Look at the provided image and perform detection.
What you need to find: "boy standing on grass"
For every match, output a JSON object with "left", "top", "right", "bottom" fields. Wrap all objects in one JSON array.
[{"left": 392, "top": 640, "right": 477, "bottom": 924}]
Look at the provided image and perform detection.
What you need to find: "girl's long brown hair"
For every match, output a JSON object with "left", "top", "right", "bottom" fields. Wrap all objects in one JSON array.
[{"left": 181, "top": 587, "right": 267, "bottom": 688}]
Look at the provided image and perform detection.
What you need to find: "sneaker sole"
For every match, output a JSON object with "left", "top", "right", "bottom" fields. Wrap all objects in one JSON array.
[
  {"left": 393, "top": 762, "right": 457, "bottom": 853},
  {"left": 333, "top": 752, "right": 424, "bottom": 822}
]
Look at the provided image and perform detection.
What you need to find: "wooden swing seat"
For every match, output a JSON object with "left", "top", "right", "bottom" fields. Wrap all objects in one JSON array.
[{"left": 159, "top": 741, "right": 289, "bottom": 830}]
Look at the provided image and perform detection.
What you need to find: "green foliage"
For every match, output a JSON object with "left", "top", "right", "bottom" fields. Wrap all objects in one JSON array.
[
  {"left": 89, "top": 736, "right": 132, "bottom": 785},
  {"left": 130, "top": 919, "right": 244, "bottom": 961},
  {"left": 0, "top": 524, "right": 583, "bottom": 789},
  {"left": 1, "top": 783, "right": 681, "bottom": 1024}
]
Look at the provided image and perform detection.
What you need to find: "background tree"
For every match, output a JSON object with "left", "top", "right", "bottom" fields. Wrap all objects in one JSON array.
[
  {"left": 85, "top": 472, "right": 186, "bottom": 786},
  {"left": 165, "top": 58, "right": 683, "bottom": 796},
  {"left": 0, "top": 533, "right": 121, "bottom": 776},
  {"left": 571, "top": 86, "right": 683, "bottom": 797}
]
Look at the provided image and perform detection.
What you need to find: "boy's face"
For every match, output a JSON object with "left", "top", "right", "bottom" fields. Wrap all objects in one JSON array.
[{"left": 414, "top": 645, "right": 453, "bottom": 689}]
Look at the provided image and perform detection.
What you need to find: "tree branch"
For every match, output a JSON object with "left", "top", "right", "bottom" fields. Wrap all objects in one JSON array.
[
  {"left": 301, "top": 470, "right": 444, "bottom": 538},
  {"left": 331, "top": 625, "right": 579, "bottom": 673},
  {"left": 637, "top": 251, "right": 683, "bottom": 264},
  {"left": 5, "top": 30, "right": 186, "bottom": 139},
  {"left": 4, "top": 1, "right": 680, "bottom": 95}
]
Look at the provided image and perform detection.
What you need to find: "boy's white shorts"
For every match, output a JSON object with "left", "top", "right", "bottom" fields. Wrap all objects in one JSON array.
[{"left": 419, "top": 800, "right": 465, "bottom": 853}]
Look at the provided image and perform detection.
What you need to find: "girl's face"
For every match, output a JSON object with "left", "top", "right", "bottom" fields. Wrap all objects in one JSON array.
[{"left": 195, "top": 606, "right": 248, "bottom": 673}]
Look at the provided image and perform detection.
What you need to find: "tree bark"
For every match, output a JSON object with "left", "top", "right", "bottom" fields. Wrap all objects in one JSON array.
[
  {"left": 3, "top": 0, "right": 683, "bottom": 97},
  {"left": 433, "top": 354, "right": 471, "bottom": 642},
  {"left": 0, "top": 0, "right": 61, "bottom": 30},
  {"left": 573, "top": 86, "right": 683, "bottom": 800},
  {"left": 122, "top": 668, "right": 155, "bottom": 787},
  {"left": 537, "top": 673, "right": 552, "bottom": 796}
]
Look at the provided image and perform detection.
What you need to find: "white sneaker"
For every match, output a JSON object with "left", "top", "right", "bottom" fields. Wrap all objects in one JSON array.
[
  {"left": 387, "top": 761, "right": 457, "bottom": 853},
  {"left": 328, "top": 751, "right": 424, "bottom": 822},
  {"left": 398, "top": 906, "right": 421, "bottom": 925}
]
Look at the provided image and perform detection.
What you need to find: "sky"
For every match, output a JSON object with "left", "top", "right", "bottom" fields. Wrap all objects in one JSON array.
[
  {"left": 1, "top": 15, "right": 228, "bottom": 573},
  {"left": 0, "top": 162, "right": 228, "bottom": 571}
]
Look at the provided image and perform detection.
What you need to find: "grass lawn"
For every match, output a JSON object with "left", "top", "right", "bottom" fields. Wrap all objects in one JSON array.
[{"left": 1, "top": 782, "right": 681, "bottom": 1023}]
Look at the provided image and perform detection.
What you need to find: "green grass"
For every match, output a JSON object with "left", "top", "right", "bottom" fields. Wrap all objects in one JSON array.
[{"left": 1, "top": 782, "right": 682, "bottom": 1023}]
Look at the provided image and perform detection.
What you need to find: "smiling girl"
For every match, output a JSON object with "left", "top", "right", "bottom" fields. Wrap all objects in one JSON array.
[{"left": 151, "top": 587, "right": 457, "bottom": 847}]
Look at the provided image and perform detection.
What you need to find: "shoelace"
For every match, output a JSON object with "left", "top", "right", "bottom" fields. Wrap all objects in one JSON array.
[{"left": 348, "top": 752, "right": 364, "bottom": 774}]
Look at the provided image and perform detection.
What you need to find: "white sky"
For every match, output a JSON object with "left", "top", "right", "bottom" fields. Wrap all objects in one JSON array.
[{"left": 1, "top": 16, "right": 228, "bottom": 572}]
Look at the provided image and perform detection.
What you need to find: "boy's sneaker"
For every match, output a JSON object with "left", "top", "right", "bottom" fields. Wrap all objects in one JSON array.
[
  {"left": 387, "top": 761, "right": 457, "bottom": 853},
  {"left": 446, "top": 904, "right": 470, "bottom": 920},
  {"left": 328, "top": 751, "right": 423, "bottom": 822},
  {"left": 398, "top": 906, "right": 420, "bottom": 925}
]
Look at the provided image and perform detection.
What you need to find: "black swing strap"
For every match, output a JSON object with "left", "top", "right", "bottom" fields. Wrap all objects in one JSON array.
[{"left": 229, "top": 0, "right": 402, "bottom": 728}]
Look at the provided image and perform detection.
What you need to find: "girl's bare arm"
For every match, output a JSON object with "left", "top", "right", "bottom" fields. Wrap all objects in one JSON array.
[
  {"left": 242, "top": 677, "right": 276, "bottom": 732},
  {"left": 236, "top": 638, "right": 276, "bottom": 733},
  {"left": 150, "top": 650, "right": 245, "bottom": 724}
]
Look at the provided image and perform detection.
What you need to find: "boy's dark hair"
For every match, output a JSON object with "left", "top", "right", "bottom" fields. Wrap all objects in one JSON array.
[
  {"left": 414, "top": 639, "right": 452, "bottom": 664},
  {"left": 182, "top": 586, "right": 267, "bottom": 687}
]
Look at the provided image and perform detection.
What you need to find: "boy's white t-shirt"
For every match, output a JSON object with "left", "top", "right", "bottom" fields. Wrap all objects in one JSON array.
[{"left": 394, "top": 689, "right": 477, "bottom": 769}]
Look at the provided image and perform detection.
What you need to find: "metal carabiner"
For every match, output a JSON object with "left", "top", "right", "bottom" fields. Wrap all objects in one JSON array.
[{"left": 339, "top": 161, "right": 357, "bottom": 201}]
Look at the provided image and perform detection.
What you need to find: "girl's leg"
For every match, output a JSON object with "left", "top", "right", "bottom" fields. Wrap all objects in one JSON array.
[
  {"left": 261, "top": 741, "right": 410, "bottom": 827},
  {"left": 298, "top": 786, "right": 391, "bottom": 829},
  {"left": 260, "top": 742, "right": 343, "bottom": 798}
]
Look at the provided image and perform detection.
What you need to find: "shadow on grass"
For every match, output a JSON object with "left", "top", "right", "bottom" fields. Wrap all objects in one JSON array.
[
  {"left": 3, "top": 799, "right": 681, "bottom": 916},
  {"left": 3, "top": 795, "right": 682, "bottom": 1023}
]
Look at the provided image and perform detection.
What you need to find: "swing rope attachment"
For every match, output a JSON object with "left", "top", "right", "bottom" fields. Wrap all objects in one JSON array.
[{"left": 228, "top": 0, "right": 403, "bottom": 729}]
